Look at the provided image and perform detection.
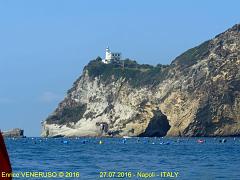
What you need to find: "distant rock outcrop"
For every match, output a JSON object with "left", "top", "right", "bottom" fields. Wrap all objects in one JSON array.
[
  {"left": 41, "top": 24, "right": 240, "bottom": 137},
  {"left": 2, "top": 128, "right": 25, "bottom": 138}
]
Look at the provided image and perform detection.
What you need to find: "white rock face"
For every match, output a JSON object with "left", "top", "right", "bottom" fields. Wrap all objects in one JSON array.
[
  {"left": 41, "top": 72, "right": 156, "bottom": 137},
  {"left": 41, "top": 24, "right": 240, "bottom": 137}
]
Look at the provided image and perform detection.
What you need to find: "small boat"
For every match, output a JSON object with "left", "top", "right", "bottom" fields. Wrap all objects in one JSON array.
[
  {"left": 123, "top": 136, "right": 132, "bottom": 139},
  {"left": 197, "top": 139, "right": 205, "bottom": 143}
]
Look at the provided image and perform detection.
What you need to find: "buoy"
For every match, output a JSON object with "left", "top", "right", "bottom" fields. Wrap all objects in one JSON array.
[
  {"left": 99, "top": 140, "right": 103, "bottom": 144},
  {"left": 63, "top": 140, "right": 68, "bottom": 144},
  {"left": 219, "top": 139, "right": 227, "bottom": 143},
  {"left": 197, "top": 139, "right": 204, "bottom": 143}
]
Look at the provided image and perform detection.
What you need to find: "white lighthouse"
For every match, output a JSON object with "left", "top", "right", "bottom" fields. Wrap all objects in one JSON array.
[{"left": 102, "top": 46, "right": 121, "bottom": 64}]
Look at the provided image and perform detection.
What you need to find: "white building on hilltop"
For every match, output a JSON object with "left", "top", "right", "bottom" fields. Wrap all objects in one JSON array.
[{"left": 102, "top": 46, "right": 121, "bottom": 64}]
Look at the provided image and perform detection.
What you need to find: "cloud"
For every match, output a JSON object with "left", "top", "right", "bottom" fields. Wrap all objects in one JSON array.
[{"left": 39, "top": 91, "right": 62, "bottom": 103}]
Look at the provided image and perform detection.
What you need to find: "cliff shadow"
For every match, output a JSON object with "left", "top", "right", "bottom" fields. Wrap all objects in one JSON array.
[{"left": 139, "top": 109, "right": 171, "bottom": 137}]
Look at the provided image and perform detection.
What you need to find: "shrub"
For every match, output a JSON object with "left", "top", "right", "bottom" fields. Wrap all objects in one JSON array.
[
  {"left": 85, "top": 59, "right": 169, "bottom": 88},
  {"left": 46, "top": 104, "right": 87, "bottom": 125}
]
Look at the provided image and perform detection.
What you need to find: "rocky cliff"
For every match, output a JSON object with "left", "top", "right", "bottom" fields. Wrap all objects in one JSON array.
[
  {"left": 41, "top": 24, "right": 240, "bottom": 137},
  {"left": 2, "top": 128, "right": 25, "bottom": 138}
]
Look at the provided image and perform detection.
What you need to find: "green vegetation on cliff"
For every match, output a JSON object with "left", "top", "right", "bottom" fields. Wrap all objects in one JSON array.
[
  {"left": 46, "top": 104, "right": 87, "bottom": 125},
  {"left": 85, "top": 58, "right": 170, "bottom": 88}
]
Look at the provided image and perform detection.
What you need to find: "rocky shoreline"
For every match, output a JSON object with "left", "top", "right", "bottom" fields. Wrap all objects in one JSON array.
[{"left": 2, "top": 128, "right": 25, "bottom": 138}]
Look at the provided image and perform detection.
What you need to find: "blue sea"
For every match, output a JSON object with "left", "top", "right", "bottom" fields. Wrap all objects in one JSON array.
[{"left": 5, "top": 137, "right": 240, "bottom": 180}]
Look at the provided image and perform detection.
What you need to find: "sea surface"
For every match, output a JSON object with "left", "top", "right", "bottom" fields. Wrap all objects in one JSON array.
[{"left": 5, "top": 137, "right": 240, "bottom": 180}]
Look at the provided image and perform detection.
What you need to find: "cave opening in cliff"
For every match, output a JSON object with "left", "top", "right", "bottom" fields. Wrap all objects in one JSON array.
[{"left": 139, "top": 109, "right": 171, "bottom": 137}]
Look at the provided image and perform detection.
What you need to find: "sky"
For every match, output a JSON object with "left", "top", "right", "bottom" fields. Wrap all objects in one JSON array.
[{"left": 0, "top": 0, "right": 239, "bottom": 136}]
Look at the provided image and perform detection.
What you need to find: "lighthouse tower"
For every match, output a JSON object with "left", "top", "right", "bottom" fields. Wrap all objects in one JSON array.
[
  {"left": 105, "top": 47, "right": 111, "bottom": 62},
  {"left": 102, "top": 46, "right": 121, "bottom": 64}
]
